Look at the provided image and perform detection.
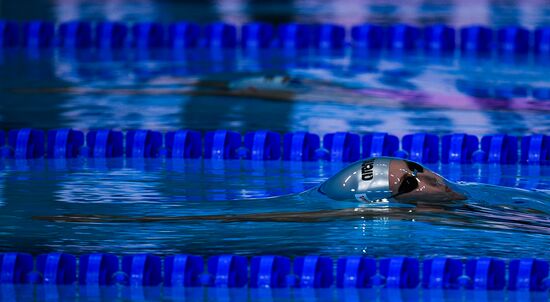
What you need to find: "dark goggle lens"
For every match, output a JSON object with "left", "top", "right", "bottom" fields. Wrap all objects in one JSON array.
[
  {"left": 405, "top": 161, "right": 424, "bottom": 173},
  {"left": 398, "top": 176, "right": 419, "bottom": 194}
]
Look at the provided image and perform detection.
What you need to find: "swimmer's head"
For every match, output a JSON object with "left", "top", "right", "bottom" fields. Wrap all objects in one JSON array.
[{"left": 319, "top": 157, "right": 466, "bottom": 203}]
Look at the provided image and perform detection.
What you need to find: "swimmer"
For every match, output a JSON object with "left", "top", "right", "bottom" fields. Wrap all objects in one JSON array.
[
  {"left": 8, "top": 72, "right": 549, "bottom": 112},
  {"left": 8, "top": 74, "right": 308, "bottom": 101},
  {"left": 6, "top": 73, "right": 377, "bottom": 104},
  {"left": 34, "top": 157, "right": 550, "bottom": 234},
  {"left": 317, "top": 157, "right": 467, "bottom": 204}
]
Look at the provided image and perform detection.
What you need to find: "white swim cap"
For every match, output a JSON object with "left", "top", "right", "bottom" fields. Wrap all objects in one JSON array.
[{"left": 319, "top": 157, "right": 393, "bottom": 202}]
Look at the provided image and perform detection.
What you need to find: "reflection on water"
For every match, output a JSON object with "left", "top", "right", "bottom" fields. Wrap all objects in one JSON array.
[
  {"left": 57, "top": 171, "right": 163, "bottom": 204},
  {"left": 2, "top": 0, "right": 550, "bottom": 27},
  {"left": 3, "top": 285, "right": 548, "bottom": 302},
  {"left": 0, "top": 171, "right": 3, "bottom": 207},
  {"left": 1, "top": 48, "right": 550, "bottom": 136},
  {"left": 0, "top": 159, "right": 549, "bottom": 259},
  {"left": 1, "top": 1, "right": 550, "bottom": 134}
]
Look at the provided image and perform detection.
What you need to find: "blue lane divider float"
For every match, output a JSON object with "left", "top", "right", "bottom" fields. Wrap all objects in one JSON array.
[
  {"left": 277, "top": 23, "right": 311, "bottom": 49},
  {"left": 165, "top": 130, "right": 201, "bottom": 159},
  {"left": 7, "top": 128, "right": 45, "bottom": 159},
  {"left": 521, "top": 134, "right": 550, "bottom": 165},
  {"left": 336, "top": 256, "right": 376, "bottom": 288},
  {"left": 86, "top": 129, "right": 124, "bottom": 158},
  {"left": 401, "top": 133, "right": 439, "bottom": 163},
  {"left": 379, "top": 257, "right": 419, "bottom": 289},
  {"left": 323, "top": 132, "right": 360, "bottom": 162},
  {"left": 424, "top": 24, "right": 455, "bottom": 53},
  {"left": 283, "top": 131, "right": 320, "bottom": 161},
  {"left": 0, "top": 21, "right": 19, "bottom": 48},
  {"left": 122, "top": 254, "right": 162, "bottom": 287},
  {"left": 441, "top": 133, "right": 479, "bottom": 164},
  {"left": 498, "top": 26, "right": 530, "bottom": 55},
  {"left": 460, "top": 25, "right": 493, "bottom": 54},
  {"left": 3, "top": 20, "right": 550, "bottom": 58},
  {"left": 387, "top": 24, "right": 420, "bottom": 51},
  {"left": 204, "top": 22, "right": 237, "bottom": 49},
  {"left": 126, "top": 130, "right": 162, "bottom": 158},
  {"left": 508, "top": 258, "right": 549, "bottom": 291},
  {"left": 168, "top": 22, "right": 200, "bottom": 49},
  {"left": 1, "top": 19, "right": 550, "bottom": 61},
  {"left": 79, "top": 253, "right": 119, "bottom": 286},
  {"left": 132, "top": 22, "right": 164, "bottom": 49},
  {"left": 1, "top": 129, "right": 549, "bottom": 164},
  {"left": 312, "top": 24, "right": 346, "bottom": 50},
  {"left": 23, "top": 21, "right": 55, "bottom": 48},
  {"left": 95, "top": 21, "right": 128, "bottom": 49},
  {"left": 204, "top": 130, "right": 241, "bottom": 160},
  {"left": 535, "top": 27, "right": 550, "bottom": 55},
  {"left": 351, "top": 23, "right": 384, "bottom": 50},
  {"left": 465, "top": 258, "right": 506, "bottom": 290},
  {"left": 244, "top": 130, "right": 281, "bottom": 160},
  {"left": 207, "top": 255, "right": 248, "bottom": 287},
  {"left": 476, "top": 134, "right": 519, "bottom": 164},
  {"left": 422, "top": 257, "right": 462, "bottom": 289},
  {"left": 241, "top": 22, "right": 274, "bottom": 49},
  {"left": 58, "top": 21, "right": 93, "bottom": 48},
  {"left": 362, "top": 132, "right": 399, "bottom": 158},
  {"left": 292, "top": 256, "right": 333, "bottom": 288},
  {"left": 36, "top": 253, "right": 76, "bottom": 284},
  {"left": 1, "top": 253, "right": 549, "bottom": 291},
  {"left": 47, "top": 129, "right": 84, "bottom": 159},
  {"left": 250, "top": 255, "right": 290, "bottom": 288},
  {"left": 0, "top": 253, "right": 33, "bottom": 284},
  {"left": 164, "top": 255, "right": 203, "bottom": 287}
]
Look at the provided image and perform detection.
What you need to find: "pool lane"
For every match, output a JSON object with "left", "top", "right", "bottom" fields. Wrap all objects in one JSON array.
[
  {"left": 1, "top": 49, "right": 549, "bottom": 137},
  {"left": 0, "top": 159, "right": 548, "bottom": 259}
]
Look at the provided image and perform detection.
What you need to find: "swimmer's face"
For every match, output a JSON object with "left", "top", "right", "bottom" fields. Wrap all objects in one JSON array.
[{"left": 389, "top": 160, "right": 466, "bottom": 203}]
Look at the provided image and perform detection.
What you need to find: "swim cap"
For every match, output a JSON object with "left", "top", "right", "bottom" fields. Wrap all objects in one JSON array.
[{"left": 319, "top": 157, "right": 392, "bottom": 202}]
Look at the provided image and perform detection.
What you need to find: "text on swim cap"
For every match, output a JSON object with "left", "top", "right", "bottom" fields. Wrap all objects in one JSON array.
[{"left": 361, "top": 159, "right": 374, "bottom": 181}]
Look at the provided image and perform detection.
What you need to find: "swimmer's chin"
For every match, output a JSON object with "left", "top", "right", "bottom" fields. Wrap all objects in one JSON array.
[
  {"left": 442, "top": 184, "right": 468, "bottom": 201},
  {"left": 451, "top": 191, "right": 468, "bottom": 201},
  {"left": 447, "top": 183, "right": 469, "bottom": 201}
]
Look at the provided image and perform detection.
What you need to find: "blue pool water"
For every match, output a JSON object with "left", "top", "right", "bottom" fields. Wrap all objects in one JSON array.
[
  {"left": 0, "top": 50, "right": 549, "bottom": 135},
  {"left": 0, "top": 158, "right": 549, "bottom": 261},
  {"left": 1, "top": 48, "right": 550, "bottom": 262},
  {"left": 2, "top": 40, "right": 550, "bottom": 247},
  {"left": 1, "top": 0, "right": 550, "bottom": 300}
]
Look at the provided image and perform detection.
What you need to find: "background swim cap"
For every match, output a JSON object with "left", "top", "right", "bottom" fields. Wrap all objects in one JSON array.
[{"left": 319, "top": 157, "right": 392, "bottom": 202}]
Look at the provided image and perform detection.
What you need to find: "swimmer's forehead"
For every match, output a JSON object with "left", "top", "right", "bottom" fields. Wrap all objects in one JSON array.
[
  {"left": 389, "top": 159, "right": 408, "bottom": 170},
  {"left": 389, "top": 159, "right": 425, "bottom": 172}
]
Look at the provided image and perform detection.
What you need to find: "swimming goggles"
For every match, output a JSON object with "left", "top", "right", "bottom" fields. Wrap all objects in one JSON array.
[{"left": 387, "top": 160, "right": 424, "bottom": 199}]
